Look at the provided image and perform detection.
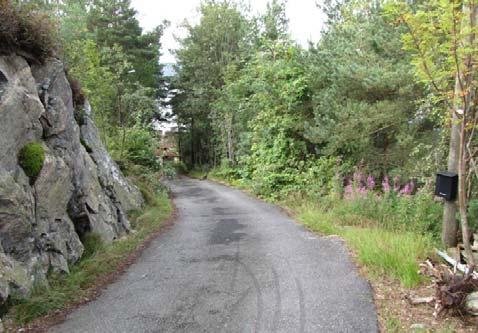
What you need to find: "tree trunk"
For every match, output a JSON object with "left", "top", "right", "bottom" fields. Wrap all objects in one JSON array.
[
  {"left": 456, "top": 1, "right": 477, "bottom": 265},
  {"left": 226, "top": 113, "right": 234, "bottom": 162},
  {"left": 190, "top": 118, "right": 195, "bottom": 167},
  {"left": 442, "top": 99, "right": 460, "bottom": 247},
  {"left": 458, "top": 114, "right": 475, "bottom": 265}
]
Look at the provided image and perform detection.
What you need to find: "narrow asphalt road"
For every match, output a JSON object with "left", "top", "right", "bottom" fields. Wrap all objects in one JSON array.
[{"left": 51, "top": 177, "right": 378, "bottom": 333}]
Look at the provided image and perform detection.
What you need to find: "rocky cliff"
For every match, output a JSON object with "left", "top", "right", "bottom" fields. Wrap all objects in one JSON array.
[{"left": 0, "top": 55, "right": 143, "bottom": 305}]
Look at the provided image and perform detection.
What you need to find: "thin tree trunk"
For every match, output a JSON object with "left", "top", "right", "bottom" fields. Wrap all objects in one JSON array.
[
  {"left": 118, "top": 93, "right": 126, "bottom": 159},
  {"left": 226, "top": 113, "right": 234, "bottom": 162},
  {"left": 190, "top": 118, "right": 195, "bottom": 167},
  {"left": 458, "top": 114, "right": 475, "bottom": 265},
  {"left": 443, "top": 93, "right": 460, "bottom": 247},
  {"left": 121, "top": 125, "right": 127, "bottom": 159},
  {"left": 457, "top": 1, "right": 477, "bottom": 265}
]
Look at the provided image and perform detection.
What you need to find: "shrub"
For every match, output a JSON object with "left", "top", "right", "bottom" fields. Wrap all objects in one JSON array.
[
  {"left": 173, "top": 161, "right": 188, "bottom": 174},
  {"left": 124, "top": 129, "right": 159, "bottom": 169},
  {"left": 210, "top": 159, "right": 242, "bottom": 181},
  {"left": 67, "top": 74, "right": 86, "bottom": 107},
  {"left": 18, "top": 142, "right": 45, "bottom": 181},
  {"left": 110, "top": 128, "right": 159, "bottom": 170},
  {"left": 0, "top": 2, "right": 58, "bottom": 63},
  {"left": 161, "top": 161, "right": 177, "bottom": 179}
]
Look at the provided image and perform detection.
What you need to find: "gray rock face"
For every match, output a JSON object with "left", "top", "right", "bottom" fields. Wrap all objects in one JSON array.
[{"left": 0, "top": 55, "right": 143, "bottom": 305}]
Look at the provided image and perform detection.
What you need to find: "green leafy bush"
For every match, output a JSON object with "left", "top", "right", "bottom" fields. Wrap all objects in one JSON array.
[
  {"left": 110, "top": 128, "right": 159, "bottom": 170},
  {"left": 173, "top": 161, "right": 188, "bottom": 174},
  {"left": 18, "top": 143, "right": 45, "bottom": 181},
  {"left": 161, "top": 161, "right": 177, "bottom": 179},
  {"left": 210, "top": 159, "right": 242, "bottom": 181},
  {"left": 125, "top": 129, "right": 159, "bottom": 169}
]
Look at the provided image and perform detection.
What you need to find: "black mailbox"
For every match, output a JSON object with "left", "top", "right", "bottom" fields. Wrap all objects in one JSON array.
[{"left": 435, "top": 172, "right": 458, "bottom": 201}]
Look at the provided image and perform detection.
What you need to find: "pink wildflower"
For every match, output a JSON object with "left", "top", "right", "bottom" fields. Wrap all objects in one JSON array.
[
  {"left": 382, "top": 176, "right": 391, "bottom": 192},
  {"left": 399, "top": 181, "right": 415, "bottom": 195},
  {"left": 366, "top": 175, "right": 375, "bottom": 190},
  {"left": 344, "top": 183, "right": 354, "bottom": 200}
]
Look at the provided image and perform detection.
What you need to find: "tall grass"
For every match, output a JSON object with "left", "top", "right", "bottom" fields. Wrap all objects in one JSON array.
[{"left": 297, "top": 197, "right": 436, "bottom": 287}]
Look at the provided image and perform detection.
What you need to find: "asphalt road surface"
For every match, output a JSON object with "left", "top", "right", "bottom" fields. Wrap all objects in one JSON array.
[{"left": 51, "top": 177, "right": 378, "bottom": 333}]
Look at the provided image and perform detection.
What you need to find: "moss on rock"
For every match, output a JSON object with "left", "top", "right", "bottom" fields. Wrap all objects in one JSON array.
[{"left": 18, "top": 143, "right": 45, "bottom": 181}]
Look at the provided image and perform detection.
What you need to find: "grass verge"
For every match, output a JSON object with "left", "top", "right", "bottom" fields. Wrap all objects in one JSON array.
[
  {"left": 188, "top": 168, "right": 250, "bottom": 191},
  {"left": 299, "top": 206, "right": 432, "bottom": 287},
  {"left": 5, "top": 185, "right": 172, "bottom": 327}
]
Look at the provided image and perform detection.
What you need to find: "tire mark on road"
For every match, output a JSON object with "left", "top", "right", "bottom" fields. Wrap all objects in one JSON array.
[
  {"left": 282, "top": 256, "right": 306, "bottom": 333},
  {"left": 271, "top": 267, "right": 282, "bottom": 332},
  {"left": 295, "top": 277, "right": 306, "bottom": 333},
  {"left": 238, "top": 260, "right": 264, "bottom": 333},
  {"left": 230, "top": 242, "right": 240, "bottom": 291},
  {"left": 219, "top": 287, "right": 253, "bottom": 329}
]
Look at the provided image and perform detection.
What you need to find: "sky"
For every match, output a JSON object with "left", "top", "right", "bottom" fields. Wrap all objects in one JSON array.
[{"left": 130, "top": 0, "right": 325, "bottom": 63}]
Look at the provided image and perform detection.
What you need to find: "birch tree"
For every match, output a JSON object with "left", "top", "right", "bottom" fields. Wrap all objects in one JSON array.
[{"left": 388, "top": 0, "right": 478, "bottom": 262}]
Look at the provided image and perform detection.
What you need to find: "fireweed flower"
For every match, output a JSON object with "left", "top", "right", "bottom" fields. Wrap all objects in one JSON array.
[
  {"left": 382, "top": 176, "right": 391, "bottom": 192},
  {"left": 399, "top": 181, "right": 415, "bottom": 195},
  {"left": 366, "top": 175, "right": 375, "bottom": 190},
  {"left": 343, "top": 178, "right": 352, "bottom": 199}
]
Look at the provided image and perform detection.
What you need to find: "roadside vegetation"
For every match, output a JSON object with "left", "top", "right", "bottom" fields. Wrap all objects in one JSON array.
[
  {"left": 7, "top": 174, "right": 171, "bottom": 326},
  {"left": 191, "top": 169, "right": 437, "bottom": 288},
  {"left": 297, "top": 204, "right": 434, "bottom": 288},
  {"left": 177, "top": 0, "right": 478, "bottom": 329},
  {"left": 1, "top": 0, "right": 175, "bottom": 328}
]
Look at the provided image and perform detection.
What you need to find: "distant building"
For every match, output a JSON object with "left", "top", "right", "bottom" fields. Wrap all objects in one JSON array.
[{"left": 157, "top": 131, "right": 179, "bottom": 163}]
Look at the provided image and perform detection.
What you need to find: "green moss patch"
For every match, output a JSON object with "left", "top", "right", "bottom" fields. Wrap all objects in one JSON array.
[{"left": 18, "top": 143, "right": 45, "bottom": 181}]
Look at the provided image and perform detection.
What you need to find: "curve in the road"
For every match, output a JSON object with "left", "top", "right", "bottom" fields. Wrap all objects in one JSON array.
[{"left": 51, "top": 177, "right": 378, "bottom": 333}]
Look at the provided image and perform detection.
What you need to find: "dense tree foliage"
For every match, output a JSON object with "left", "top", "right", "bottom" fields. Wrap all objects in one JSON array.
[
  {"left": 172, "top": 0, "right": 478, "bottom": 245},
  {"left": 173, "top": 0, "right": 442, "bottom": 186},
  {"left": 387, "top": 0, "right": 478, "bottom": 251},
  {"left": 171, "top": 0, "right": 252, "bottom": 165},
  {"left": 88, "top": 0, "right": 166, "bottom": 92}
]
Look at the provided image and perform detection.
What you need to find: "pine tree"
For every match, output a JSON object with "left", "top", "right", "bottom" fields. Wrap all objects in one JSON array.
[{"left": 88, "top": 0, "right": 165, "bottom": 94}]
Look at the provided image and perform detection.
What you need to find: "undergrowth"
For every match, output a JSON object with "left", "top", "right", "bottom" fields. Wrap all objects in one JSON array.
[{"left": 288, "top": 196, "right": 437, "bottom": 287}]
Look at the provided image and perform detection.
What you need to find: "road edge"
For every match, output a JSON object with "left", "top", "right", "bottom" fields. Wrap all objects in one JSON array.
[{"left": 9, "top": 191, "right": 178, "bottom": 333}]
